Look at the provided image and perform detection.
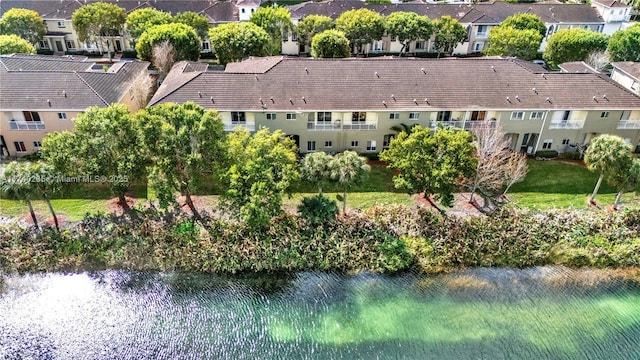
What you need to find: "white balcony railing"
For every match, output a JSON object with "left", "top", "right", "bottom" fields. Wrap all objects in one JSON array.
[
  {"left": 8, "top": 120, "right": 45, "bottom": 130},
  {"left": 429, "top": 120, "right": 465, "bottom": 129},
  {"left": 343, "top": 123, "right": 377, "bottom": 130},
  {"left": 464, "top": 120, "right": 497, "bottom": 130},
  {"left": 617, "top": 120, "right": 640, "bottom": 129},
  {"left": 307, "top": 122, "right": 339, "bottom": 131},
  {"left": 224, "top": 123, "right": 255, "bottom": 132},
  {"left": 549, "top": 120, "right": 585, "bottom": 129}
]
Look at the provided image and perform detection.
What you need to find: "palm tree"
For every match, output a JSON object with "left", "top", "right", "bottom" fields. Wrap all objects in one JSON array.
[
  {"left": 0, "top": 161, "right": 39, "bottom": 229},
  {"left": 301, "top": 152, "right": 333, "bottom": 195},
  {"left": 29, "top": 161, "right": 60, "bottom": 231},
  {"left": 390, "top": 123, "right": 418, "bottom": 134},
  {"left": 330, "top": 151, "right": 370, "bottom": 213},
  {"left": 584, "top": 135, "right": 633, "bottom": 204}
]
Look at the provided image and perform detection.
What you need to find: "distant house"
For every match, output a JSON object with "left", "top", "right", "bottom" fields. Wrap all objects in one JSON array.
[
  {"left": 591, "top": 0, "right": 633, "bottom": 35},
  {"left": 611, "top": 62, "right": 640, "bottom": 96},
  {"left": 0, "top": 55, "right": 150, "bottom": 158},
  {"left": 150, "top": 56, "right": 640, "bottom": 155}
]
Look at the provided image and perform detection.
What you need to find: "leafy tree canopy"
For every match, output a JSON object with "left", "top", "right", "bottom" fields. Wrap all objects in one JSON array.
[
  {"left": 0, "top": 8, "right": 46, "bottom": 44},
  {"left": 336, "top": 8, "right": 385, "bottom": 52},
  {"left": 173, "top": 11, "right": 211, "bottom": 40},
  {"left": 584, "top": 134, "right": 633, "bottom": 203},
  {"left": 0, "top": 34, "right": 35, "bottom": 54},
  {"left": 250, "top": 6, "right": 292, "bottom": 55},
  {"left": 483, "top": 27, "right": 542, "bottom": 60},
  {"left": 330, "top": 151, "right": 370, "bottom": 213},
  {"left": 209, "top": 22, "right": 270, "bottom": 65},
  {"left": 71, "top": 2, "right": 126, "bottom": 43},
  {"left": 500, "top": 13, "right": 547, "bottom": 38},
  {"left": 136, "top": 23, "right": 201, "bottom": 62},
  {"left": 126, "top": 8, "right": 172, "bottom": 40},
  {"left": 311, "top": 29, "right": 350, "bottom": 58},
  {"left": 543, "top": 28, "right": 609, "bottom": 67},
  {"left": 433, "top": 16, "right": 467, "bottom": 56},
  {"left": 380, "top": 126, "right": 477, "bottom": 208},
  {"left": 385, "top": 12, "right": 433, "bottom": 55},
  {"left": 607, "top": 24, "right": 640, "bottom": 62},
  {"left": 296, "top": 14, "right": 334, "bottom": 47}
]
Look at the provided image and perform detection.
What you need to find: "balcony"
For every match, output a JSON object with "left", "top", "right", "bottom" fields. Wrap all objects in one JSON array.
[
  {"left": 307, "top": 122, "right": 339, "bottom": 131},
  {"left": 429, "top": 121, "right": 465, "bottom": 130},
  {"left": 224, "top": 123, "right": 255, "bottom": 132},
  {"left": 343, "top": 123, "right": 377, "bottom": 130},
  {"left": 8, "top": 120, "right": 45, "bottom": 130},
  {"left": 464, "top": 120, "right": 497, "bottom": 130},
  {"left": 549, "top": 120, "right": 585, "bottom": 129},
  {"left": 617, "top": 120, "right": 640, "bottom": 129}
]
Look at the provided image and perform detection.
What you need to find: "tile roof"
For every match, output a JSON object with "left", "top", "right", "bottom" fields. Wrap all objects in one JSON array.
[
  {"left": 288, "top": 1, "right": 604, "bottom": 24},
  {"left": 0, "top": 55, "right": 150, "bottom": 110},
  {"left": 592, "top": 0, "right": 629, "bottom": 8},
  {"left": 611, "top": 62, "right": 640, "bottom": 81},
  {"left": 149, "top": 57, "right": 640, "bottom": 112},
  {"left": 558, "top": 61, "right": 597, "bottom": 74}
]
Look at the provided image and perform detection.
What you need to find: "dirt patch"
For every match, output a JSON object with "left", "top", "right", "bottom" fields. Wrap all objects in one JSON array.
[
  {"left": 106, "top": 196, "right": 136, "bottom": 216},
  {"left": 412, "top": 193, "right": 486, "bottom": 217}
]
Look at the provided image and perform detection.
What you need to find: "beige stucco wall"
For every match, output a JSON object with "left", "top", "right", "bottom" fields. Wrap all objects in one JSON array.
[{"left": 1, "top": 110, "right": 80, "bottom": 157}]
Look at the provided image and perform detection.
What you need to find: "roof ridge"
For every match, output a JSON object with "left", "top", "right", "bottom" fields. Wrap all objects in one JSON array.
[
  {"left": 150, "top": 72, "right": 203, "bottom": 106},
  {"left": 74, "top": 71, "right": 109, "bottom": 106}
]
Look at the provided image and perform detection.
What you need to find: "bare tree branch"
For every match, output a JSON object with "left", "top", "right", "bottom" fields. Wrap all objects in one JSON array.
[
  {"left": 586, "top": 51, "right": 610, "bottom": 72},
  {"left": 129, "top": 71, "right": 154, "bottom": 110},
  {"left": 152, "top": 40, "right": 176, "bottom": 77}
]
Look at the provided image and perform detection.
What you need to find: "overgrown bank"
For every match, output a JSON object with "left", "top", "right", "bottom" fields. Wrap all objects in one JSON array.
[{"left": 1, "top": 206, "right": 639, "bottom": 274}]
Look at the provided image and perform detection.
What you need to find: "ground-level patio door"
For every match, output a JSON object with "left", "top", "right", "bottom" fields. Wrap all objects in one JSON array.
[{"left": 520, "top": 133, "right": 538, "bottom": 154}]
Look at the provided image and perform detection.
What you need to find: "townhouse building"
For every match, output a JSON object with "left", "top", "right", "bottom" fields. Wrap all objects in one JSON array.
[
  {"left": 0, "top": 54, "right": 150, "bottom": 158},
  {"left": 610, "top": 62, "right": 640, "bottom": 96},
  {"left": 149, "top": 56, "right": 640, "bottom": 155}
]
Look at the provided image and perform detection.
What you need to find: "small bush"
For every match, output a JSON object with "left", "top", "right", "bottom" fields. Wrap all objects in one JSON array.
[
  {"left": 535, "top": 150, "right": 558, "bottom": 158},
  {"left": 363, "top": 152, "right": 380, "bottom": 161},
  {"left": 36, "top": 49, "right": 53, "bottom": 55},
  {"left": 298, "top": 194, "right": 339, "bottom": 225},
  {"left": 561, "top": 151, "right": 581, "bottom": 160},
  {"left": 121, "top": 49, "right": 137, "bottom": 59}
]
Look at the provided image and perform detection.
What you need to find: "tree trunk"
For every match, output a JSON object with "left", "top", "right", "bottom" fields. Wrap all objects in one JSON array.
[
  {"left": 342, "top": 189, "right": 347, "bottom": 213},
  {"left": 107, "top": 37, "right": 113, "bottom": 62},
  {"left": 118, "top": 193, "right": 131, "bottom": 212},
  {"left": 614, "top": 191, "right": 624, "bottom": 210},
  {"left": 185, "top": 193, "right": 201, "bottom": 220},
  {"left": 318, "top": 186, "right": 322, "bottom": 196},
  {"left": 44, "top": 195, "right": 59, "bottom": 232},
  {"left": 26, "top": 200, "right": 39, "bottom": 230},
  {"left": 469, "top": 182, "right": 478, "bottom": 204},
  {"left": 425, "top": 194, "right": 446, "bottom": 215},
  {"left": 590, "top": 174, "right": 604, "bottom": 204}
]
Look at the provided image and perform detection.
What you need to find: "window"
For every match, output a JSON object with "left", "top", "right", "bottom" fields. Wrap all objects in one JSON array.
[
  {"left": 350, "top": 140, "right": 359, "bottom": 148},
  {"left": 601, "top": 111, "right": 609, "bottom": 118},
  {"left": 231, "top": 111, "right": 246, "bottom": 123},
  {"left": 14, "top": 141, "right": 26, "bottom": 152},
  {"left": 562, "top": 110, "right": 571, "bottom": 121},
  {"left": 65, "top": 40, "right": 76, "bottom": 49},
  {"left": 471, "top": 111, "right": 486, "bottom": 121},
  {"left": 33, "top": 141, "right": 42, "bottom": 148},
  {"left": 510, "top": 111, "right": 525, "bottom": 120},
  {"left": 352, "top": 112, "right": 366, "bottom": 122},
  {"left": 317, "top": 112, "right": 332, "bottom": 122},
  {"left": 366, "top": 140, "right": 376, "bottom": 151},
  {"left": 631, "top": 81, "right": 638, "bottom": 91},
  {"left": 39, "top": 40, "right": 48, "bottom": 49},
  {"left": 477, "top": 25, "right": 488, "bottom": 36},
  {"left": 436, "top": 111, "right": 451, "bottom": 122},
  {"left": 409, "top": 112, "right": 419, "bottom": 120},
  {"left": 266, "top": 113, "right": 276, "bottom": 120},
  {"left": 242, "top": 8, "right": 246, "bottom": 13},
  {"left": 547, "top": 25, "right": 554, "bottom": 36},
  {"left": 596, "top": 25, "right": 603, "bottom": 32},
  {"left": 390, "top": 36, "right": 397, "bottom": 42},
  {"left": 530, "top": 111, "right": 545, "bottom": 120},
  {"left": 282, "top": 28, "right": 289, "bottom": 41},
  {"left": 202, "top": 42, "right": 210, "bottom": 51},
  {"left": 23, "top": 111, "right": 41, "bottom": 122},
  {"left": 610, "top": 9, "right": 614, "bottom": 15},
  {"left": 619, "top": 9, "right": 624, "bottom": 14},
  {"left": 324, "top": 141, "right": 332, "bottom": 148},
  {"left": 383, "top": 134, "right": 395, "bottom": 148},
  {"left": 415, "top": 41, "right": 425, "bottom": 50},
  {"left": 307, "top": 141, "right": 316, "bottom": 151},
  {"left": 389, "top": 113, "right": 400, "bottom": 120},
  {"left": 286, "top": 113, "right": 296, "bottom": 120},
  {"left": 291, "top": 32, "right": 297, "bottom": 42},
  {"left": 562, "top": 139, "right": 570, "bottom": 145},
  {"left": 542, "top": 139, "right": 553, "bottom": 150},
  {"left": 57, "top": 112, "right": 67, "bottom": 119},
  {"left": 473, "top": 42, "right": 483, "bottom": 52},
  {"left": 57, "top": 21, "right": 65, "bottom": 28}
]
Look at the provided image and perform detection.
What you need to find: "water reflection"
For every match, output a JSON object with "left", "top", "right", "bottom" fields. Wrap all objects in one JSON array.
[{"left": 0, "top": 267, "right": 639, "bottom": 359}]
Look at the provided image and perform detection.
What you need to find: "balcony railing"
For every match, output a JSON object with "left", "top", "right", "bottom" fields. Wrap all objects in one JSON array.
[
  {"left": 224, "top": 123, "right": 255, "bottom": 132},
  {"left": 343, "top": 123, "right": 377, "bottom": 130},
  {"left": 617, "top": 120, "right": 640, "bottom": 129},
  {"left": 8, "top": 120, "right": 45, "bottom": 130},
  {"left": 429, "top": 120, "right": 465, "bottom": 129},
  {"left": 307, "top": 122, "right": 339, "bottom": 131},
  {"left": 549, "top": 120, "right": 585, "bottom": 129},
  {"left": 464, "top": 120, "right": 497, "bottom": 130}
]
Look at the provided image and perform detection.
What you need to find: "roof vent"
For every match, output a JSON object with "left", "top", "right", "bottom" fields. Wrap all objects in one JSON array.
[
  {"left": 532, "top": 87, "right": 537, "bottom": 94},
  {"left": 593, "top": 95, "right": 597, "bottom": 102},
  {"left": 421, "top": 68, "right": 426, "bottom": 74},
  {"left": 375, "top": 71, "right": 379, "bottom": 78},
  {"left": 259, "top": 97, "right": 264, "bottom": 104},
  {"left": 47, "top": 99, "right": 51, "bottom": 106},
  {"left": 302, "top": 96, "right": 307, "bottom": 103},
  {"left": 603, "top": 94, "right": 608, "bottom": 100},
  {"left": 255, "top": 75, "right": 259, "bottom": 81},
  {"left": 515, "top": 95, "right": 520, "bottom": 101},
  {"left": 198, "top": 91, "right": 202, "bottom": 98},
  {"left": 506, "top": 96, "right": 511, "bottom": 103},
  {"left": 491, "top": 66, "right": 496, "bottom": 72},
  {"left": 542, "top": 74, "right": 547, "bottom": 80},
  {"left": 424, "top": 98, "right": 429, "bottom": 104},
  {"left": 546, "top": 97, "right": 552, "bottom": 103},
  {"left": 270, "top": 97, "right": 274, "bottom": 103},
  {"left": 382, "top": 100, "right": 387, "bottom": 107},
  {"left": 413, "top": 99, "right": 418, "bottom": 105},
  {"left": 289, "top": 98, "right": 293, "bottom": 104},
  {"left": 305, "top": 67, "right": 308, "bottom": 74},
  {"left": 63, "top": 90, "right": 67, "bottom": 97},
  {"left": 210, "top": 96, "right": 215, "bottom": 104},
  {"left": 391, "top": 94, "right": 396, "bottom": 101}
]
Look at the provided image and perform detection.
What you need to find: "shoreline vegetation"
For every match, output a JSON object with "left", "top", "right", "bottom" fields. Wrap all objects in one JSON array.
[{"left": 1, "top": 205, "right": 639, "bottom": 275}]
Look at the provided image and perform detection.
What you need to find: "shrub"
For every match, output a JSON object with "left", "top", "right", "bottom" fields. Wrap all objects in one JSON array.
[
  {"left": 561, "top": 151, "right": 581, "bottom": 160},
  {"left": 535, "top": 150, "right": 558, "bottom": 158},
  {"left": 36, "top": 48, "right": 53, "bottom": 55},
  {"left": 297, "top": 194, "right": 339, "bottom": 225},
  {"left": 121, "top": 49, "right": 137, "bottom": 59}
]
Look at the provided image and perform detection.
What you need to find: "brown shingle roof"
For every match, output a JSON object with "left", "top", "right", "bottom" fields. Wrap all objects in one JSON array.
[
  {"left": 558, "top": 61, "right": 597, "bottom": 74},
  {"left": 149, "top": 57, "right": 640, "bottom": 111},
  {"left": 592, "top": 0, "right": 629, "bottom": 8},
  {"left": 611, "top": 62, "right": 640, "bottom": 81}
]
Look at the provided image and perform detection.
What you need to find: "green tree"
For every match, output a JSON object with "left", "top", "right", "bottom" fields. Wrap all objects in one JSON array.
[
  {"left": 336, "top": 8, "right": 385, "bottom": 54},
  {"left": 385, "top": 12, "right": 433, "bottom": 55},
  {"left": 607, "top": 24, "right": 640, "bottom": 62},
  {"left": 543, "top": 28, "right": 609, "bottom": 67},
  {"left": 71, "top": 2, "right": 126, "bottom": 61},
  {"left": 223, "top": 128, "right": 299, "bottom": 228},
  {"left": 173, "top": 11, "right": 211, "bottom": 40},
  {"left": 296, "top": 14, "right": 334, "bottom": 49},
  {"left": 136, "top": 23, "right": 201, "bottom": 62},
  {"left": 433, "top": 16, "right": 467, "bottom": 57},
  {"left": 125, "top": 8, "right": 172, "bottom": 41},
  {"left": 330, "top": 151, "right": 370, "bottom": 213},
  {"left": 41, "top": 104, "right": 146, "bottom": 209},
  {"left": 609, "top": 158, "right": 640, "bottom": 209},
  {"left": 0, "top": 8, "right": 46, "bottom": 44},
  {"left": 250, "top": 6, "right": 293, "bottom": 55},
  {"left": 0, "top": 161, "right": 39, "bottom": 229},
  {"left": 500, "top": 13, "right": 547, "bottom": 38},
  {"left": 483, "top": 27, "right": 542, "bottom": 60},
  {"left": 28, "top": 161, "right": 61, "bottom": 231},
  {"left": 0, "top": 34, "right": 35, "bottom": 54},
  {"left": 136, "top": 102, "right": 226, "bottom": 219},
  {"left": 311, "top": 29, "right": 350, "bottom": 58},
  {"left": 380, "top": 126, "right": 477, "bottom": 210},
  {"left": 301, "top": 152, "right": 334, "bottom": 194},
  {"left": 208, "top": 22, "right": 270, "bottom": 65},
  {"left": 584, "top": 134, "right": 633, "bottom": 204}
]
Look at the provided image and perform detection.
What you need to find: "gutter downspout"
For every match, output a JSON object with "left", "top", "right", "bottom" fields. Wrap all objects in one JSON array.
[{"left": 534, "top": 111, "right": 549, "bottom": 153}]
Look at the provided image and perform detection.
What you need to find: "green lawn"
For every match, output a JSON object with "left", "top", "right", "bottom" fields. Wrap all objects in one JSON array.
[{"left": 1, "top": 160, "right": 639, "bottom": 221}]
